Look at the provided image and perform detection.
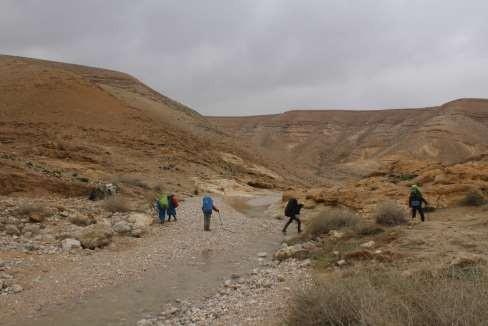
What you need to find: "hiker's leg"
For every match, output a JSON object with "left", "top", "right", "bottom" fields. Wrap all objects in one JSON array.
[
  {"left": 204, "top": 214, "right": 211, "bottom": 231},
  {"left": 282, "top": 217, "right": 293, "bottom": 232},
  {"left": 411, "top": 208, "right": 417, "bottom": 219},
  {"left": 419, "top": 207, "right": 425, "bottom": 222},
  {"left": 296, "top": 217, "right": 302, "bottom": 233},
  {"left": 159, "top": 208, "right": 166, "bottom": 223}
]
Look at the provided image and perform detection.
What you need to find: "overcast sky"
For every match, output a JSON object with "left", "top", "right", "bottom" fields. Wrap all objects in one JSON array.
[{"left": 1, "top": 1, "right": 488, "bottom": 116}]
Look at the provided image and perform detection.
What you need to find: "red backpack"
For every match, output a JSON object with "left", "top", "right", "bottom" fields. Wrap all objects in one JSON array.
[{"left": 171, "top": 195, "right": 179, "bottom": 208}]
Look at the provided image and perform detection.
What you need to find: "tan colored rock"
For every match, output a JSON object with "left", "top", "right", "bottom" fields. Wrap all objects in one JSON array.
[{"left": 79, "top": 224, "right": 113, "bottom": 249}]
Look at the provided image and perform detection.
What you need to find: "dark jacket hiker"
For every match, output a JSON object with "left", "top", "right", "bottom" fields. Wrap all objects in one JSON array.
[
  {"left": 282, "top": 198, "right": 303, "bottom": 233},
  {"left": 409, "top": 185, "right": 428, "bottom": 222}
]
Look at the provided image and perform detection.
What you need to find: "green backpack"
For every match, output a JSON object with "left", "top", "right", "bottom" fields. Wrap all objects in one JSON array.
[{"left": 158, "top": 194, "right": 169, "bottom": 208}]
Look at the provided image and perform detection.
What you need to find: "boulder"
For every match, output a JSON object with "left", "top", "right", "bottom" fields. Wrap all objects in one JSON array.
[
  {"left": 112, "top": 221, "right": 132, "bottom": 234},
  {"left": 29, "top": 212, "right": 46, "bottom": 223},
  {"left": 127, "top": 213, "right": 154, "bottom": 228},
  {"left": 79, "top": 224, "right": 113, "bottom": 249},
  {"left": 61, "top": 238, "right": 82, "bottom": 251},
  {"left": 5, "top": 225, "right": 20, "bottom": 236},
  {"left": 273, "top": 243, "right": 309, "bottom": 261},
  {"left": 88, "top": 183, "right": 118, "bottom": 201}
]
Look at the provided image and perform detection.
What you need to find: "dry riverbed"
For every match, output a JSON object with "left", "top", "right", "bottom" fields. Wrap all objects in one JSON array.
[{"left": 0, "top": 194, "right": 307, "bottom": 326}]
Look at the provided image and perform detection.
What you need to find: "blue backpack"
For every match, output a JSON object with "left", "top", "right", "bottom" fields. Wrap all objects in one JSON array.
[{"left": 202, "top": 196, "right": 213, "bottom": 214}]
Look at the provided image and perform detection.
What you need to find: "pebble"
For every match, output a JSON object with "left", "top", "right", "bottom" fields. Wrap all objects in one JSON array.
[{"left": 337, "top": 259, "right": 347, "bottom": 266}]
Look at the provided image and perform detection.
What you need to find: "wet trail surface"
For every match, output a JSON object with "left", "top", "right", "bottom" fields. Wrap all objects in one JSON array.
[{"left": 6, "top": 193, "right": 283, "bottom": 326}]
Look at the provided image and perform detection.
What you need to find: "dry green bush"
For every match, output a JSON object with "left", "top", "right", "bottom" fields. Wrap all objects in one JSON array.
[
  {"left": 374, "top": 201, "right": 408, "bottom": 226},
  {"left": 460, "top": 190, "right": 486, "bottom": 207},
  {"left": 304, "top": 208, "right": 359, "bottom": 239},
  {"left": 102, "top": 197, "right": 131, "bottom": 213},
  {"left": 288, "top": 267, "right": 488, "bottom": 326},
  {"left": 114, "top": 175, "right": 151, "bottom": 190},
  {"left": 355, "top": 224, "right": 385, "bottom": 236},
  {"left": 15, "top": 203, "right": 49, "bottom": 222}
]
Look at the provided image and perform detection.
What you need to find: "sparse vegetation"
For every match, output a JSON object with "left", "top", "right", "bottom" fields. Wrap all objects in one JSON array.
[
  {"left": 15, "top": 203, "right": 47, "bottom": 216},
  {"left": 303, "top": 208, "right": 359, "bottom": 239},
  {"left": 102, "top": 197, "right": 131, "bottom": 213},
  {"left": 460, "top": 190, "right": 486, "bottom": 206},
  {"left": 374, "top": 201, "right": 408, "bottom": 226},
  {"left": 354, "top": 224, "right": 385, "bottom": 236},
  {"left": 15, "top": 203, "right": 49, "bottom": 222},
  {"left": 288, "top": 267, "right": 488, "bottom": 326},
  {"left": 114, "top": 175, "right": 151, "bottom": 190}
]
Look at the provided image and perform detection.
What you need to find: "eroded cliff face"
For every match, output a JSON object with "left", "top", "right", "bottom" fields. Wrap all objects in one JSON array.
[{"left": 212, "top": 99, "right": 488, "bottom": 182}]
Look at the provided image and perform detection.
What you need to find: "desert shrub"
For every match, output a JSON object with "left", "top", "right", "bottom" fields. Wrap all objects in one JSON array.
[
  {"left": 355, "top": 224, "right": 385, "bottom": 236},
  {"left": 374, "top": 201, "right": 408, "bottom": 226},
  {"left": 15, "top": 203, "right": 49, "bottom": 222},
  {"left": 460, "top": 190, "right": 486, "bottom": 207},
  {"left": 102, "top": 197, "right": 131, "bottom": 213},
  {"left": 304, "top": 208, "right": 359, "bottom": 239},
  {"left": 114, "top": 175, "right": 151, "bottom": 190},
  {"left": 15, "top": 203, "right": 47, "bottom": 216},
  {"left": 288, "top": 267, "right": 488, "bottom": 326}
]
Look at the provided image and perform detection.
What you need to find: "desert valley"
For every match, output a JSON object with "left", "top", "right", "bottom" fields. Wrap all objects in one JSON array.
[{"left": 1, "top": 54, "right": 488, "bottom": 325}]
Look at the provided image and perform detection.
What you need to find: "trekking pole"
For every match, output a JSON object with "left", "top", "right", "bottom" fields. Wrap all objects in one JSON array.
[{"left": 218, "top": 212, "right": 224, "bottom": 226}]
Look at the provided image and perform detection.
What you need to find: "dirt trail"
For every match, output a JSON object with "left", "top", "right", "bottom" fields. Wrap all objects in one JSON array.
[
  {"left": 381, "top": 206, "right": 488, "bottom": 270},
  {"left": 1, "top": 193, "right": 285, "bottom": 326}
]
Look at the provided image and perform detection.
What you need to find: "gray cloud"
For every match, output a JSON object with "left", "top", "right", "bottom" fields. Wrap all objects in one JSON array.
[{"left": 1, "top": 0, "right": 488, "bottom": 115}]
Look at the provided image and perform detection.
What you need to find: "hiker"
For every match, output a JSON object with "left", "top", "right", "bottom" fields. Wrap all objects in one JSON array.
[
  {"left": 155, "top": 192, "right": 169, "bottom": 224},
  {"left": 282, "top": 197, "right": 304, "bottom": 234},
  {"left": 409, "top": 185, "right": 428, "bottom": 222},
  {"left": 167, "top": 194, "right": 179, "bottom": 221},
  {"left": 202, "top": 195, "right": 219, "bottom": 231}
]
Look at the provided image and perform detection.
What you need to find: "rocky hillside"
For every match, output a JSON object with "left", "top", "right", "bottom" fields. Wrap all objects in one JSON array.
[
  {"left": 0, "top": 55, "right": 288, "bottom": 198},
  {"left": 213, "top": 99, "right": 488, "bottom": 208},
  {"left": 212, "top": 99, "right": 488, "bottom": 182}
]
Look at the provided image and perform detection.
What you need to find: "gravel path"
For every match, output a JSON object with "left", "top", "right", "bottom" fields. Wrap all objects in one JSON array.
[{"left": 0, "top": 195, "right": 302, "bottom": 326}]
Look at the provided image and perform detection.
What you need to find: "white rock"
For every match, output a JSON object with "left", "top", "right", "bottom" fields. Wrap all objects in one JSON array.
[
  {"left": 360, "top": 241, "right": 375, "bottom": 248},
  {"left": 112, "top": 221, "right": 132, "bottom": 234},
  {"left": 257, "top": 252, "right": 267, "bottom": 258},
  {"left": 61, "top": 238, "right": 81, "bottom": 251},
  {"left": 329, "top": 230, "right": 344, "bottom": 239},
  {"left": 224, "top": 280, "right": 233, "bottom": 288},
  {"left": 128, "top": 213, "right": 154, "bottom": 227},
  {"left": 337, "top": 259, "right": 347, "bottom": 266}
]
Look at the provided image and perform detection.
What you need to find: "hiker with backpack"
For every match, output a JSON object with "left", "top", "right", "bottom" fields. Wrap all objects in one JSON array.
[
  {"left": 202, "top": 195, "right": 219, "bottom": 231},
  {"left": 282, "top": 197, "right": 304, "bottom": 234},
  {"left": 409, "top": 185, "right": 428, "bottom": 222},
  {"left": 155, "top": 192, "right": 170, "bottom": 224},
  {"left": 167, "top": 194, "right": 179, "bottom": 221}
]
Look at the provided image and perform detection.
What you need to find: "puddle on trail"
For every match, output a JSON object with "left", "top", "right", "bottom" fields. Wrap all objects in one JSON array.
[{"left": 9, "top": 194, "right": 282, "bottom": 326}]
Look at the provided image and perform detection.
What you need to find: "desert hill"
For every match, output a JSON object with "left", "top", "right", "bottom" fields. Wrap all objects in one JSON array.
[
  {"left": 212, "top": 99, "right": 488, "bottom": 208},
  {"left": 212, "top": 99, "right": 488, "bottom": 179},
  {"left": 0, "top": 55, "right": 286, "bottom": 198}
]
